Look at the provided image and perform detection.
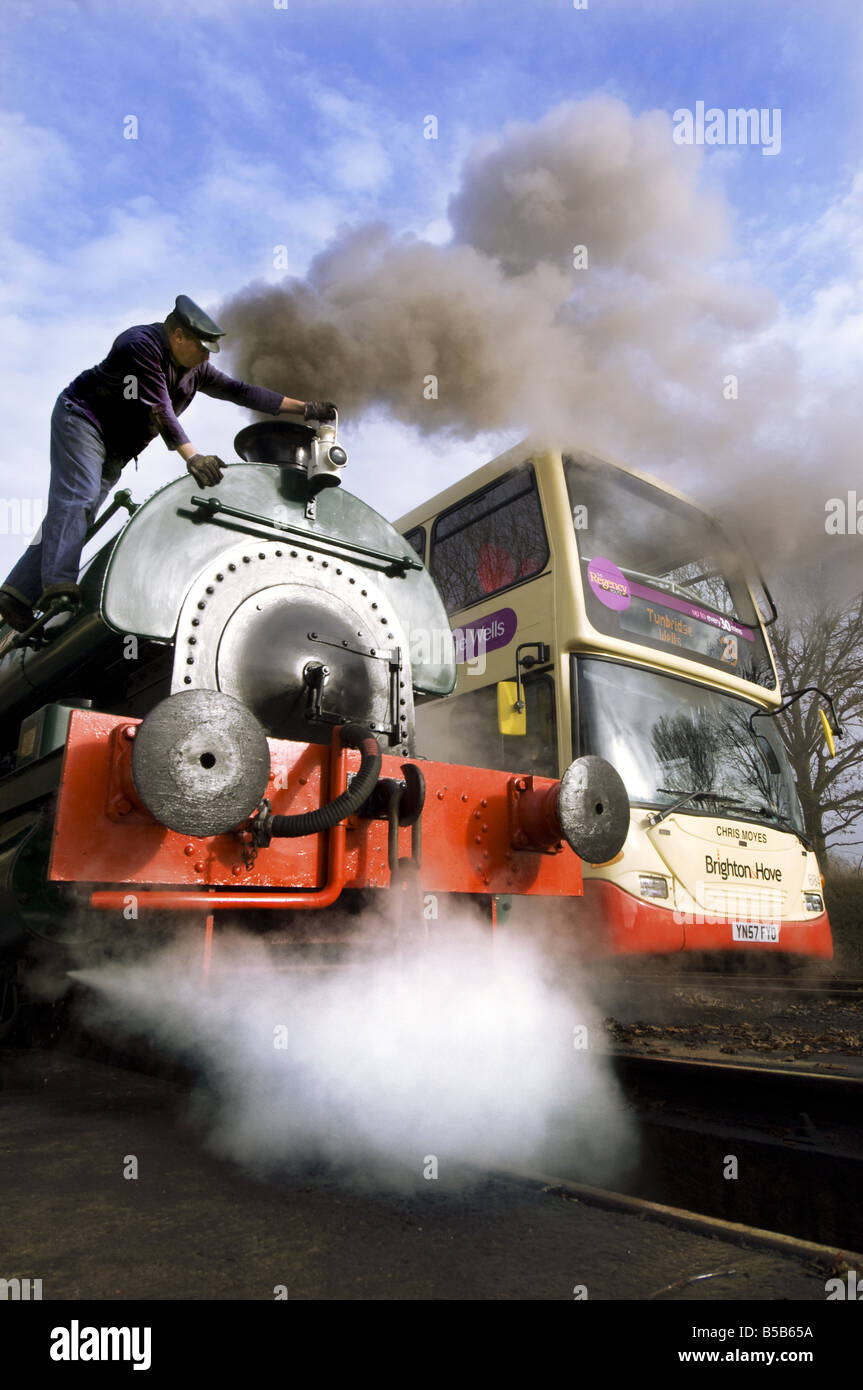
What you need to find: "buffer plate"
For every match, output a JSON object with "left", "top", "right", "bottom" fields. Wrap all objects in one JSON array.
[
  {"left": 131, "top": 689, "right": 271, "bottom": 837},
  {"left": 558, "top": 755, "right": 630, "bottom": 864}
]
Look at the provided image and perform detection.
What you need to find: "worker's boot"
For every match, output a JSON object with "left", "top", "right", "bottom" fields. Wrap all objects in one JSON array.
[
  {"left": 37, "top": 582, "right": 81, "bottom": 616},
  {"left": 0, "top": 585, "right": 36, "bottom": 633}
]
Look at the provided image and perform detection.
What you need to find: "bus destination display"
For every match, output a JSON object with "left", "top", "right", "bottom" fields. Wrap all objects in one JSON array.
[{"left": 586, "top": 556, "right": 754, "bottom": 668}]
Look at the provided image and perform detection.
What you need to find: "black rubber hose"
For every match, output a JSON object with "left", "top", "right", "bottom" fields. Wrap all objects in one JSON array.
[{"left": 268, "top": 723, "right": 382, "bottom": 838}]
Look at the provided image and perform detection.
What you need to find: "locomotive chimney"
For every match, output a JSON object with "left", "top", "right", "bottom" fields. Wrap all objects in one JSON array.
[
  {"left": 233, "top": 420, "right": 316, "bottom": 468},
  {"left": 233, "top": 418, "right": 347, "bottom": 497}
]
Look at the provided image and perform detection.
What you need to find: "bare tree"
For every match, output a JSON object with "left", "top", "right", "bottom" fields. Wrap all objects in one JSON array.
[{"left": 769, "top": 593, "right": 863, "bottom": 864}]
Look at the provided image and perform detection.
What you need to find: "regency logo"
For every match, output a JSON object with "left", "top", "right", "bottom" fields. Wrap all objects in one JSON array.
[{"left": 586, "top": 557, "right": 631, "bottom": 612}]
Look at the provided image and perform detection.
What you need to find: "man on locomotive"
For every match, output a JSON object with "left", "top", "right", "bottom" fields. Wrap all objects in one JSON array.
[{"left": 0, "top": 295, "right": 336, "bottom": 632}]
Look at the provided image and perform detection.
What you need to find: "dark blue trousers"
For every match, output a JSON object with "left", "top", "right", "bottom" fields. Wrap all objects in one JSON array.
[{"left": 3, "top": 395, "right": 123, "bottom": 603}]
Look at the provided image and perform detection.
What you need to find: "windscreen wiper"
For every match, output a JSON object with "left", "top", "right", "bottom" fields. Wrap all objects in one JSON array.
[
  {"left": 756, "top": 807, "right": 813, "bottom": 851},
  {"left": 648, "top": 789, "right": 749, "bottom": 826}
]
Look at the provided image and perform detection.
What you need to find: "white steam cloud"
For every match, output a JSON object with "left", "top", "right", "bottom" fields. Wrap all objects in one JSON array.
[{"left": 74, "top": 925, "right": 634, "bottom": 1189}]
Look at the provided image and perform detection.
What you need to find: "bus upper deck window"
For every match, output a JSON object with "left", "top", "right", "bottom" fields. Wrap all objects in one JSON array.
[
  {"left": 430, "top": 465, "right": 549, "bottom": 615},
  {"left": 403, "top": 526, "right": 426, "bottom": 560}
]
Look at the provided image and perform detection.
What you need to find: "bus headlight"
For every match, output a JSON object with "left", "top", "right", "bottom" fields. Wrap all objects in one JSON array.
[
  {"left": 638, "top": 873, "right": 669, "bottom": 900},
  {"left": 804, "top": 893, "right": 824, "bottom": 913}
]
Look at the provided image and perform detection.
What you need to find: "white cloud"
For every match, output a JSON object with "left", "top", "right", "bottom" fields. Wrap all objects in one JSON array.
[
  {"left": 753, "top": 171, "right": 863, "bottom": 384},
  {"left": 0, "top": 110, "right": 80, "bottom": 234},
  {"left": 305, "top": 82, "right": 394, "bottom": 194}
]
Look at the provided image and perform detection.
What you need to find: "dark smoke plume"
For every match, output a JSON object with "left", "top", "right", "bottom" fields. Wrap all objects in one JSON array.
[{"left": 219, "top": 95, "right": 861, "bottom": 589}]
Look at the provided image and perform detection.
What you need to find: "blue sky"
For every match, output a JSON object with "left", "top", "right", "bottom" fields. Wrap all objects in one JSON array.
[{"left": 1, "top": 0, "right": 861, "bottom": 576}]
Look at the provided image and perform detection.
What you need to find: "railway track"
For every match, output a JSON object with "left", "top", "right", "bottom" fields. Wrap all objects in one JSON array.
[
  {"left": 620, "top": 971, "right": 863, "bottom": 1002},
  {"left": 592, "top": 1052, "right": 863, "bottom": 1249},
  {"left": 4, "top": 1041, "right": 861, "bottom": 1309},
  {"left": 11, "top": 989, "right": 863, "bottom": 1253}
]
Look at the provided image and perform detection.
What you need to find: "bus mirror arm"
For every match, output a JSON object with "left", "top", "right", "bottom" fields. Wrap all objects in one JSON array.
[
  {"left": 755, "top": 571, "right": 778, "bottom": 626},
  {"left": 513, "top": 642, "right": 551, "bottom": 713},
  {"left": 748, "top": 686, "right": 843, "bottom": 755},
  {"left": 497, "top": 642, "right": 550, "bottom": 737}
]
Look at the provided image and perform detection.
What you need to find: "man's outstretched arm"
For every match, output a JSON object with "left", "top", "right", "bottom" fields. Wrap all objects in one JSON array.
[
  {"left": 196, "top": 366, "right": 334, "bottom": 421},
  {"left": 196, "top": 363, "right": 297, "bottom": 415}
]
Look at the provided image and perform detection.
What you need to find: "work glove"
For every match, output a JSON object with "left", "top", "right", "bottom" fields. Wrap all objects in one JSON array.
[
  {"left": 303, "top": 400, "right": 337, "bottom": 423},
  {"left": 186, "top": 454, "right": 225, "bottom": 487}
]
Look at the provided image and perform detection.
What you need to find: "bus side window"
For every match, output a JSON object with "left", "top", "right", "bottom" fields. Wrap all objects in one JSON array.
[
  {"left": 415, "top": 674, "right": 556, "bottom": 779},
  {"left": 403, "top": 526, "right": 426, "bottom": 560},
  {"left": 504, "top": 674, "right": 556, "bottom": 778},
  {"left": 429, "top": 465, "right": 549, "bottom": 616}
]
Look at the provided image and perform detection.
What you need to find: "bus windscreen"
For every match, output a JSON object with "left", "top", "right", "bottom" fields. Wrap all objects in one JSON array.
[
  {"left": 564, "top": 455, "right": 774, "bottom": 688},
  {"left": 576, "top": 657, "right": 805, "bottom": 835}
]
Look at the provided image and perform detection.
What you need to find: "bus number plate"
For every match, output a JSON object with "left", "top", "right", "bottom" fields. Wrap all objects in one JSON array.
[{"left": 732, "top": 921, "right": 780, "bottom": 943}]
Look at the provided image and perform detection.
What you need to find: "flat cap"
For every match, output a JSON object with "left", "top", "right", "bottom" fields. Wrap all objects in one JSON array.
[{"left": 173, "top": 294, "right": 225, "bottom": 352}]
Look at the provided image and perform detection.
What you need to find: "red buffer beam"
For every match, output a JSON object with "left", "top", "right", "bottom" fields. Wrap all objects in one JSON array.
[{"left": 48, "top": 711, "right": 585, "bottom": 908}]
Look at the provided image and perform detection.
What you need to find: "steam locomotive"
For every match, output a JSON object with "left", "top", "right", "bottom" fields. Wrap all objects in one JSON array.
[{"left": 0, "top": 418, "right": 629, "bottom": 1035}]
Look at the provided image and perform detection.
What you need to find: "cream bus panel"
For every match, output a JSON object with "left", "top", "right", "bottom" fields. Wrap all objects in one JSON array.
[{"left": 582, "top": 810, "right": 824, "bottom": 924}]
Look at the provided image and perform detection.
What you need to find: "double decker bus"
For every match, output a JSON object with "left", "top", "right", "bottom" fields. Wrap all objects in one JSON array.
[{"left": 396, "top": 441, "right": 833, "bottom": 961}]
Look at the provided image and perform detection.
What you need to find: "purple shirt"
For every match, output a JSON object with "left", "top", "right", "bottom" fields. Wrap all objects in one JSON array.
[{"left": 64, "top": 322, "right": 284, "bottom": 463}]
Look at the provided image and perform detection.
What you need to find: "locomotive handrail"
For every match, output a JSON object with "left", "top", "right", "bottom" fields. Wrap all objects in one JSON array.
[
  {"left": 189, "top": 495, "right": 423, "bottom": 573},
  {"left": 84, "top": 488, "right": 140, "bottom": 543}
]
